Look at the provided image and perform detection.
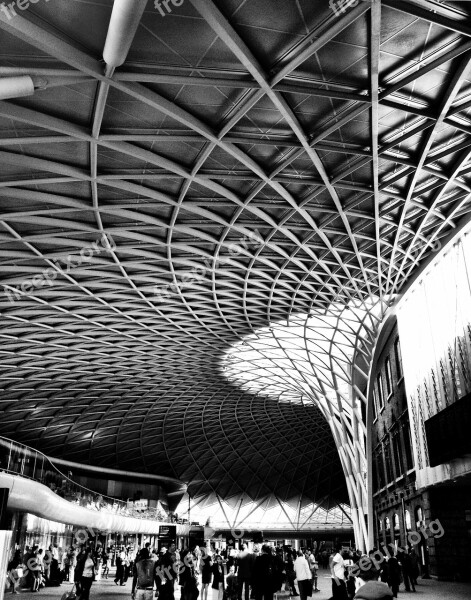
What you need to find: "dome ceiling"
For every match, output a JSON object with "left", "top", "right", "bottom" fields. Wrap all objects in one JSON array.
[{"left": 1, "top": 0, "right": 471, "bottom": 522}]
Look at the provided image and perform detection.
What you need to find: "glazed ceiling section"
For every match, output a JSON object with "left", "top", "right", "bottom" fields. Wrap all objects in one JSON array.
[{"left": 1, "top": 0, "right": 471, "bottom": 516}]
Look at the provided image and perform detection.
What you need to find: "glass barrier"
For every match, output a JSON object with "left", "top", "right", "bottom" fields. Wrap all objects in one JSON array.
[{"left": 0, "top": 437, "right": 169, "bottom": 522}]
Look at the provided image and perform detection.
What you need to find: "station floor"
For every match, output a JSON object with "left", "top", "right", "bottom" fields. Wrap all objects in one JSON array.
[{"left": 10, "top": 568, "right": 471, "bottom": 600}]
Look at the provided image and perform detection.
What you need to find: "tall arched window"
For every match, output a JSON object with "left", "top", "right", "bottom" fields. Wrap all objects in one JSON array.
[
  {"left": 405, "top": 510, "right": 411, "bottom": 531},
  {"left": 415, "top": 506, "right": 423, "bottom": 528},
  {"left": 394, "top": 513, "right": 400, "bottom": 531}
]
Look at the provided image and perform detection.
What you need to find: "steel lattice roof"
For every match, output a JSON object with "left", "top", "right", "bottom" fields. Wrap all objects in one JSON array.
[{"left": 1, "top": 0, "right": 471, "bottom": 521}]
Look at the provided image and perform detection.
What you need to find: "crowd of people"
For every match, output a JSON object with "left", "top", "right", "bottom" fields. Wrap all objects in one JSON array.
[
  {"left": 5, "top": 540, "right": 423, "bottom": 600},
  {"left": 328, "top": 543, "right": 421, "bottom": 600},
  {"left": 128, "top": 542, "right": 320, "bottom": 600},
  {"left": 5, "top": 542, "right": 119, "bottom": 595}
]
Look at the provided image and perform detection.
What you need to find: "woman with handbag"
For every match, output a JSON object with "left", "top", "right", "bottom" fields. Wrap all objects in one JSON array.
[{"left": 76, "top": 548, "right": 96, "bottom": 600}]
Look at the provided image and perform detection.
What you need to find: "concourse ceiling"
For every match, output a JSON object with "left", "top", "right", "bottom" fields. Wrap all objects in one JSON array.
[{"left": 1, "top": 0, "right": 471, "bottom": 519}]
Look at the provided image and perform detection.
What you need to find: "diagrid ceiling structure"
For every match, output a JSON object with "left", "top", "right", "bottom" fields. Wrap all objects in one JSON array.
[{"left": 2, "top": 0, "right": 471, "bottom": 548}]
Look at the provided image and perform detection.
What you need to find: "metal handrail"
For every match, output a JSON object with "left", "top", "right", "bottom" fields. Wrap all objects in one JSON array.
[{"left": 0, "top": 436, "right": 168, "bottom": 521}]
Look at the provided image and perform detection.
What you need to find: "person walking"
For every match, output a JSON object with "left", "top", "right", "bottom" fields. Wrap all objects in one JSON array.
[
  {"left": 293, "top": 550, "right": 312, "bottom": 600},
  {"left": 101, "top": 547, "right": 111, "bottom": 579},
  {"left": 331, "top": 544, "right": 347, "bottom": 600}
]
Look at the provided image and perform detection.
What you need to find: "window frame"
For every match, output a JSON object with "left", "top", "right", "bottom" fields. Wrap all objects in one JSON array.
[
  {"left": 395, "top": 338, "right": 403, "bottom": 380},
  {"left": 377, "top": 374, "right": 385, "bottom": 411},
  {"left": 385, "top": 356, "right": 393, "bottom": 397}
]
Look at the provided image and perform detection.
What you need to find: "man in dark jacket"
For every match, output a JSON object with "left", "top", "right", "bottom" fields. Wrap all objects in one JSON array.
[
  {"left": 397, "top": 551, "right": 415, "bottom": 593},
  {"left": 236, "top": 544, "right": 255, "bottom": 600},
  {"left": 386, "top": 556, "right": 401, "bottom": 599},
  {"left": 155, "top": 547, "right": 176, "bottom": 600},
  {"left": 353, "top": 557, "right": 393, "bottom": 600},
  {"left": 251, "top": 544, "right": 276, "bottom": 600}
]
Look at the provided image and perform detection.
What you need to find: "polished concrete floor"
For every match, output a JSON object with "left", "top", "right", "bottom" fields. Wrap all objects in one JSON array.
[{"left": 8, "top": 568, "right": 471, "bottom": 600}]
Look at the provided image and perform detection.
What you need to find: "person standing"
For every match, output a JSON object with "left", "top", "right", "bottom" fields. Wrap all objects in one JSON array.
[
  {"left": 273, "top": 548, "right": 285, "bottom": 594},
  {"left": 94, "top": 544, "right": 103, "bottom": 582},
  {"left": 63, "top": 547, "right": 73, "bottom": 582},
  {"left": 74, "top": 547, "right": 87, "bottom": 598},
  {"left": 307, "top": 550, "right": 319, "bottom": 593},
  {"left": 212, "top": 554, "right": 227, "bottom": 600},
  {"left": 408, "top": 549, "right": 419, "bottom": 586},
  {"left": 180, "top": 549, "right": 199, "bottom": 600},
  {"left": 397, "top": 551, "right": 415, "bottom": 593},
  {"left": 114, "top": 546, "right": 126, "bottom": 586},
  {"left": 284, "top": 550, "right": 297, "bottom": 597},
  {"left": 132, "top": 548, "right": 155, "bottom": 600},
  {"left": 353, "top": 557, "right": 393, "bottom": 600},
  {"left": 387, "top": 555, "right": 401, "bottom": 599},
  {"left": 7, "top": 549, "right": 22, "bottom": 594},
  {"left": 331, "top": 544, "right": 347, "bottom": 600},
  {"left": 294, "top": 550, "right": 312, "bottom": 600},
  {"left": 43, "top": 546, "right": 53, "bottom": 584},
  {"left": 79, "top": 548, "right": 96, "bottom": 600},
  {"left": 251, "top": 544, "right": 276, "bottom": 600},
  {"left": 200, "top": 548, "right": 213, "bottom": 600},
  {"left": 236, "top": 543, "right": 254, "bottom": 600},
  {"left": 30, "top": 548, "right": 44, "bottom": 593},
  {"left": 155, "top": 547, "right": 175, "bottom": 600},
  {"left": 123, "top": 546, "right": 132, "bottom": 583}
]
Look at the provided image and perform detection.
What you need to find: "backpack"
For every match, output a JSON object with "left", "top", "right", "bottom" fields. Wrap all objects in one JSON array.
[{"left": 136, "top": 559, "right": 155, "bottom": 588}]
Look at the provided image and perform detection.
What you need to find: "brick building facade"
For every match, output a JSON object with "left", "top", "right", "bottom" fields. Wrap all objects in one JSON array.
[
  {"left": 370, "top": 318, "right": 471, "bottom": 581},
  {"left": 371, "top": 321, "right": 431, "bottom": 576}
]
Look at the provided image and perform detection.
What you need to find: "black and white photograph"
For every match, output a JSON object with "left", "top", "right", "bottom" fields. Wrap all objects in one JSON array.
[{"left": 0, "top": 2, "right": 470, "bottom": 600}]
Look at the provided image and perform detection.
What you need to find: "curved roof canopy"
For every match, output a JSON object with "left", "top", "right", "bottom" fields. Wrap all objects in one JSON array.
[{"left": 1, "top": 0, "right": 471, "bottom": 527}]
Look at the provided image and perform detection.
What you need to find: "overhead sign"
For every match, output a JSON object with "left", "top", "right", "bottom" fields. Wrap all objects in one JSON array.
[{"left": 159, "top": 525, "right": 176, "bottom": 539}]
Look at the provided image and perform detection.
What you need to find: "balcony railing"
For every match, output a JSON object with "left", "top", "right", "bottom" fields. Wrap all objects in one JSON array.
[{"left": 0, "top": 436, "right": 169, "bottom": 522}]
